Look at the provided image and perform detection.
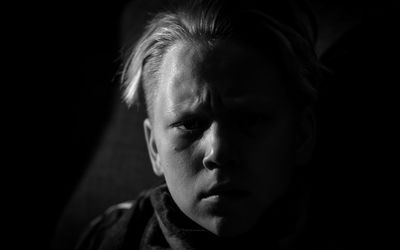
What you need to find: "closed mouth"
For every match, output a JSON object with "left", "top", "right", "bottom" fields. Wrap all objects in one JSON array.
[{"left": 201, "top": 183, "right": 250, "bottom": 199}]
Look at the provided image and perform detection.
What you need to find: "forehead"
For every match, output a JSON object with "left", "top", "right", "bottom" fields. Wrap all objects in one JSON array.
[{"left": 157, "top": 40, "right": 287, "bottom": 116}]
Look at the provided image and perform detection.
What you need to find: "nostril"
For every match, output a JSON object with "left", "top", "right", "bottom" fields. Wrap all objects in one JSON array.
[
  {"left": 203, "top": 147, "right": 218, "bottom": 169},
  {"left": 202, "top": 143, "right": 232, "bottom": 170},
  {"left": 203, "top": 153, "right": 239, "bottom": 170},
  {"left": 203, "top": 159, "right": 219, "bottom": 170}
]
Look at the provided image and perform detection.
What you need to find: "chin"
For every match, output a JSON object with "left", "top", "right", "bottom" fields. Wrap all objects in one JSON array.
[{"left": 207, "top": 215, "right": 253, "bottom": 238}]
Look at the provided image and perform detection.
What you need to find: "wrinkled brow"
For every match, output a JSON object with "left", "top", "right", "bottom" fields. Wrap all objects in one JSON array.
[
  {"left": 167, "top": 93, "right": 284, "bottom": 119},
  {"left": 167, "top": 92, "right": 210, "bottom": 116}
]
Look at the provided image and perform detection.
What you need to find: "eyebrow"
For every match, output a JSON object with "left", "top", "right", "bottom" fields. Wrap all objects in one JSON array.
[
  {"left": 223, "top": 96, "right": 281, "bottom": 107},
  {"left": 167, "top": 94, "right": 209, "bottom": 117},
  {"left": 168, "top": 95, "right": 282, "bottom": 118}
]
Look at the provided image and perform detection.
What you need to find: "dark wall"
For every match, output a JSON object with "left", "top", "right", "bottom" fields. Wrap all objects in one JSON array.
[
  {"left": 10, "top": 1, "right": 130, "bottom": 249},
  {"left": 311, "top": 1, "right": 399, "bottom": 248}
]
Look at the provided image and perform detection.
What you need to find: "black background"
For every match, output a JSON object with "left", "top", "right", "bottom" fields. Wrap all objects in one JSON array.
[{"left": 8, "top": 1, "right": 129, "bottom": 248}]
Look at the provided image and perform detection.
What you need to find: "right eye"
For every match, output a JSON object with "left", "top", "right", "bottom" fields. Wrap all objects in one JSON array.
[{"left": 174, "top": 118, "right": 210, "bottom": 134}]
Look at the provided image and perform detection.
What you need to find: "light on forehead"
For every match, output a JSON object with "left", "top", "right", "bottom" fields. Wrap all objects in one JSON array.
[{"left": 161, "top": 40, "right": 288, "bottom": 105}]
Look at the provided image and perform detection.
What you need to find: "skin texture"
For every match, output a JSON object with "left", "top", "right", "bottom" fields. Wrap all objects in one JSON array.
[{"left": 143, "top": 40, "right": 315, "bottom": 237}]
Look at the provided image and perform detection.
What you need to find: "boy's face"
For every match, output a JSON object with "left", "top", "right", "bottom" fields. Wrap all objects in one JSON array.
[{"left": 144, "top": 40, "right": 310, "bottom": 237}]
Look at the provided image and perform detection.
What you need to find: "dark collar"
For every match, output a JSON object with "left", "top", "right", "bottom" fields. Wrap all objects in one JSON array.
[{"left": 139, "top": 184, "right": 310, "bottom": 250}]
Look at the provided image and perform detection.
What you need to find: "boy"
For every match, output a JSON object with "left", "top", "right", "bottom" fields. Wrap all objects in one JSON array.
[{"left": 76, "top": 0, "right": 323, "bottom": 249}]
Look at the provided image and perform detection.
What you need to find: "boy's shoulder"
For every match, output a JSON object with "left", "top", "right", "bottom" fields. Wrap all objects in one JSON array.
[{"left": 75, "top": 188, "right": 155, "bottom": 250}]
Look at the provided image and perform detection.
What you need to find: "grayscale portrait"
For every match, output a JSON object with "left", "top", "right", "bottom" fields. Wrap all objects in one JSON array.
[{"left": 45, "top": 0, "right": 399, "bottom": 250}]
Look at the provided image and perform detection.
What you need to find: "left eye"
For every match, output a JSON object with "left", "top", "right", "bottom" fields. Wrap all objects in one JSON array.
[{"left": 237, "top": 113, "right": 273, "bottom": 130}]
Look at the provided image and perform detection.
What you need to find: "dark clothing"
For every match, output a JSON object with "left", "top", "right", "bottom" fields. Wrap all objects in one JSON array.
[{"left": 75, "top": 185, "right": 325, "bottom": 250}]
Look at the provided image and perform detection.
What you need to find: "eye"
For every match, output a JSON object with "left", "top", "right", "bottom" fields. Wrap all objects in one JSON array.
[
  {"left": 239, "top": 113, "right": 274, "bottom": 129},
  {"left": 174, "top": 118, "right": 209, "bottom": 133}
]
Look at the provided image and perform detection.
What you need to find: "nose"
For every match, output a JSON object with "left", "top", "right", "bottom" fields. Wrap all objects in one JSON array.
[{"left": 202, "top": 121, "right": 238, "bottom": 170}]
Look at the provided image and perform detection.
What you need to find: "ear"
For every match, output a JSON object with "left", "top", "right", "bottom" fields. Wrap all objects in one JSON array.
[
  {"left": 295, "top": 107, "right": 316, "bottom": 166},
  {"left": 143, "top": 118, "right": 163, "bottom": 176}
]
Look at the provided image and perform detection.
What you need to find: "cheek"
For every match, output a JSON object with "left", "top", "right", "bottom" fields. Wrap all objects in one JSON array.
[
  {"left": 246, "top": 120, "right": 295, "bottom": 157},
  {"left": 158, "top": 135, "right": 205, "bottom": 191},
  {"left": 160, "top": 134, "right": 204, "bottom": 172},
  {"left": 243, "top": 119, "right": 296, "bottom": 194},
  {"left": 158, "top": 138, "right": 207, "bottom": 217}
]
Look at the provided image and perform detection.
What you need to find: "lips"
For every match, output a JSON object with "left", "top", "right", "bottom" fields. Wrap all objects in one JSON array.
[{"left": 201, "top": 182, "right": 250, "bottom": 199}]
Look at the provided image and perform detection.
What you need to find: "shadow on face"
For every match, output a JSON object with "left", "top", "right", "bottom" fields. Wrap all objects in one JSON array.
[{"left": 143, "top": 39, "right": 314, "bottom": 237}]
